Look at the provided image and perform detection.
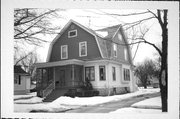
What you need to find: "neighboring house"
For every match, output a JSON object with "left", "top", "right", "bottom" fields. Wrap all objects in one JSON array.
[
  {"left": 14, "top": 65, "right": 31, "bottom": 95},
  {"left": 35, "top": 19, "right": 137, "bottom": 98}
]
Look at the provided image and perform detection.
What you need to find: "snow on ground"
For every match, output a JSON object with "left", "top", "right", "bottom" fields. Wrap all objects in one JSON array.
[
  {"left": 109, "top": 107, "right": 161, "bottom": 113},
  {"left": 14, "top": 88, "right": 160, "bottom": 112},
  {"left": 49, "top": 88, "right": 159, "bottom": 106},
  {"left": 110, "top": 96, "right": 161, "bottom": 114},
  {"left": 131, "top": 96, "right": 161, "bottom": 109},
  {"left": 14, "top": 97, "right": 43, "bottom": 104},
  {"left": 14, "top": 92, "right": 37, "bottom": 100}
]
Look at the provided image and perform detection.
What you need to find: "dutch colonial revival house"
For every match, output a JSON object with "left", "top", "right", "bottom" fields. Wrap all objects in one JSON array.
[{"left": 35, "top": 19, "right": 137, "bottom": 100}]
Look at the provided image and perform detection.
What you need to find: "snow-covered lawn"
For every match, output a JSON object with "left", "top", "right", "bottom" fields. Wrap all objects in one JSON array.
[
  {"left": 109, "top": 107, "right": 161, "bottom": 113},
  {"left": 15, "top": 97, "right": 43, "bottom": 104},
  {"left": 14, "top": 88, "right": 160, "bottom": 112},
  {"left": 14, "top": 92, "right": 37, "bottom": 100},
  {"left": 110, "top": 96, "right": 161, "bottom": 114}
]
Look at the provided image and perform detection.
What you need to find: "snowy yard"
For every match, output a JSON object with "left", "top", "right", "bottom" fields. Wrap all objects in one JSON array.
[
  {"left": 110, "top": 96, "right": 161, "bottom": 113},
  {"left": 14, "top": 88, "right": 160, "bottom": 113}
]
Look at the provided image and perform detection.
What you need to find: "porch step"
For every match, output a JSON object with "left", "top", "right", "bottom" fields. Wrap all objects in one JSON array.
[{"left": 43, "top": 88, "right": 69, "bottom": 102}]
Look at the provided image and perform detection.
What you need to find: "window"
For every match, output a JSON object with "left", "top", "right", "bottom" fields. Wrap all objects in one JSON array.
[
  {"left": 68, "top": 29, "right": 77, "bottom": 38},
  {"left": 79, "top": 42, "right": 87, "bottom": 57},
  {"left": 99, "top": 66, "right": 106, "bottom": 81},
  {"left": 18, "top": 75, "right": 21, "bottom": 85},
  {"left": 118, "top": 33, "right": 122, "bottom": 41},
  {"left": 85, "top": 67, "right": 95, "bottom": 81},
  {"left": 14, "top": 75, "right": 21, "bottom": 85},
  {"left": 112, "top": 67, "right": 116, "bottom": 81},
  {"left": 124, "top": 48, "right": 127, "bottom": 60},
  {"left": 61, "top": 45, "right": 68, "bottom": 59},
  {"left": 123, "top": 68, "right": 130, "bottom": 81},
  {"left": 113, "top": 43, "right": 117, "bottom": 57}
]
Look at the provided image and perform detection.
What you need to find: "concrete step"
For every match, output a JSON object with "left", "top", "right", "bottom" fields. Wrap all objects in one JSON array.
[{"left": 43, "top": 88, "right": 69, "bottom": 102}]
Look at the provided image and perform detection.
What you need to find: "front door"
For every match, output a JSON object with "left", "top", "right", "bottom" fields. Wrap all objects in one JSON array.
[{"left": 60, "top": 70, "right": 65, "bottom": 87}]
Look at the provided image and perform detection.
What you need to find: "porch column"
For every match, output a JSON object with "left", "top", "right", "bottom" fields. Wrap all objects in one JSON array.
[{"left": 72, "top": 65, "right": 75, "bottom": 87}]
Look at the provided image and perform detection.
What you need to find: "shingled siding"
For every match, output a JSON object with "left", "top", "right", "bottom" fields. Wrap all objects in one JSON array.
[{"left": 49, "top": 23, "right": 102, "bottom": 62}]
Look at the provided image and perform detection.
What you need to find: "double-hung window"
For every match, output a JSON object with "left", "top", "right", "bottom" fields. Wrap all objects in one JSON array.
[
  {"left": 99, "top": 66, "right": 106, "bottom": 81},
  {"left": 123, "top": 68, "right": 130, "bottom": 81},
  {"left": 79, "top": 42, "right": 87, "bottom": 57},
  {"left": 61, "top": 45, "right": 68, "bottom": 59},
  {"left": 113, "top": 43, "right": 117, "bottom": 57},
  {"left": 85, "top": 66, "right": 95, "bottom": 81}
]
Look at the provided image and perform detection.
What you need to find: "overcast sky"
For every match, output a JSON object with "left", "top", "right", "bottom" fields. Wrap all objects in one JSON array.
[{"left": 36, "top": 9, "right": 162, "bottom": 64}]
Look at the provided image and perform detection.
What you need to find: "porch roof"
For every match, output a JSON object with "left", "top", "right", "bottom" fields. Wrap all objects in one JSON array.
[{"left": 35, "top": 59, "right": 85, "bottom": 68}]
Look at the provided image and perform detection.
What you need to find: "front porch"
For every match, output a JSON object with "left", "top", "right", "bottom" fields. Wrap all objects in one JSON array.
[{"left": 35, "top": 60, "right": 85, "bottom": 97}]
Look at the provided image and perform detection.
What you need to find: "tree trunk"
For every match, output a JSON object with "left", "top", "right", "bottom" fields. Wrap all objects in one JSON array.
[{"left": 159, "top": 10, "right": 168, "bottom": 112}]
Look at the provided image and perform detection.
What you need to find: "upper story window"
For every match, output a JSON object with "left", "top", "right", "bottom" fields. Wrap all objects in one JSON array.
[
  {"left": 61, "top": 45, "right": 68, "bottom": 59},
  {"left": 124, "top": 48, "right": 127, "bottom": 60},
  {"left": 113, "top": 43, "right": 117, "bottom": 57},
  {"left": 123, "top": 68, "right": 130, "bottom": 81},
  {"left": 79, "top": 41, "right": 87, "bottom": 57},
  {"left": 118, "top": 33, "right": 122, "bottom": 41},
  {"left": 68, "top": 29, "right": 77, "bottom": 38},
  {"left": 99, "top": 66, "right": 106, "bottom": 81}
]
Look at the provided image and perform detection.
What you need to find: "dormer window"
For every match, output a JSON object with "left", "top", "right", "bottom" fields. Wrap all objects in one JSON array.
[
  {"left": 113, "top": 43, "right": 117, "bottom": 57},
  {"left": 118, "top": 33, "right": 122, "bottom": 41},
  {"left": 68, "top": 29, "right": 77, "bottom": 38}
]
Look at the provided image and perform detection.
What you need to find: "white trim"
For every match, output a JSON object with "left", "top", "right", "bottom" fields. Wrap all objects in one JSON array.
[
  {"left": 61, "top": 45, "right": 68, "bottom": 59},
  {"left": 46, "top": 19, "right": 104, "bottom": 62},
  {"left": 124, "top": 48, "right": 127, "bottom": 61},
  {"left": 79, "top": 41, "right": 87, "bottom": 57},
  {"left": 113, "top": 43, "right": 117, "bottom": 57},
  {"left": 68, "top": 29, "right": 77, "bottom": 38}
]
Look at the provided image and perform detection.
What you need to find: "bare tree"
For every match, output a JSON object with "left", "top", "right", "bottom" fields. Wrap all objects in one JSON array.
[
  {"left": 91, "top": 9, "right": 168, "bottom": 112},
  {"left": 14, "top": 8, "right": 63, "bottom": 47}
]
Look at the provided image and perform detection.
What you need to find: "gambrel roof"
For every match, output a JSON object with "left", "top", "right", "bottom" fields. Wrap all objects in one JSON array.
[{"left": 46, "top": 19, "right": 133, "bottom": 65}]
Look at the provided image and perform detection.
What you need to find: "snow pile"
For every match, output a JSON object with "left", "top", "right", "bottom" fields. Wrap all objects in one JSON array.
[
  {"left": 14, "top": 97, "right": 43, "bottom": 104},
  {"left": 110, "top": 96, "right": 161, "bottom": 114},
  {"left": 109, "top": 107, "right": 161, "bottom": 113},
  {"left": 14, "top": 92, "right": 37, "bottom": 100},
  {"left": 131, "top": 96, "right": 161, "bottom": 109},
  {"left": 49, "top": 88, "right": 160, "bottom": 106}
]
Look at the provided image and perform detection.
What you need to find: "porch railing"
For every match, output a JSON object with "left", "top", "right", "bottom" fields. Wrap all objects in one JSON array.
[{"left": 42, "top": 80, "right": 55, "bottom": 98}]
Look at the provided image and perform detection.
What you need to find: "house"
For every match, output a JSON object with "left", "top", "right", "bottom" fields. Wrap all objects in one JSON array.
[
  {"left": 14, "top": 65, "right": 31, "bottom": 95},
  {"left": 35, "top": 19, "right": 137, "bottom": 99}
]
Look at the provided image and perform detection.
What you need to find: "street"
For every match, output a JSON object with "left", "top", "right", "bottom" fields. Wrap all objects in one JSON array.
[{"left": 65, "top": 92, "right": 160, "bottom": 113}]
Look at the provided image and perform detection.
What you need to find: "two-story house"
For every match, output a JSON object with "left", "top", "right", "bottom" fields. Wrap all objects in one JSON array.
[{"left": 35, "top": 19, "right": 137, "bottom": 99}]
